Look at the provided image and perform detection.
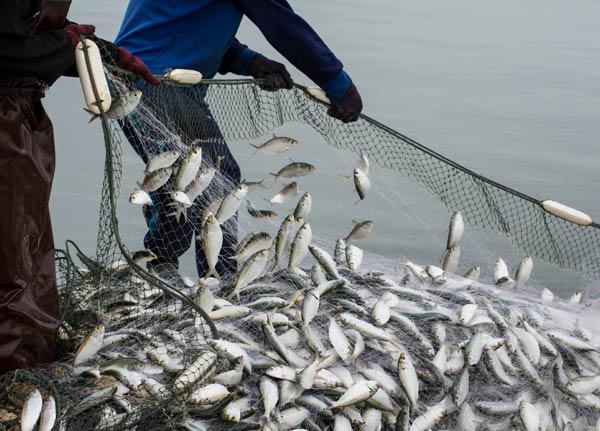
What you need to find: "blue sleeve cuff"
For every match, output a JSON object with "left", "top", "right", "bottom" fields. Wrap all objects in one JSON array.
[
  {"left": 320, "top": 70, "right": 351, "bottom": 101},
  {"left": 229, "top": 47, "right": 261, "bottom": 76}
]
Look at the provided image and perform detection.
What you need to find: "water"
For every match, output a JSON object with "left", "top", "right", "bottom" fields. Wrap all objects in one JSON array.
[{"left": 46, "top": 0, "right": 600, "bottom": 293}]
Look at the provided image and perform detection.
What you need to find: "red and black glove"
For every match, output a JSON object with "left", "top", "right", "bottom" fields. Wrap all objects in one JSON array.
[
  {"left": 327, "top": 82, "right": 363, "bottom": 123},
  {"left": 63, "top": 23, "right": 96, "bottom": 47},
  {"left": 114, "top": 47, "right": 160, "bottom": 85},
  {"left": 247, "top": 54, "right": 293, "bottom": 91}
]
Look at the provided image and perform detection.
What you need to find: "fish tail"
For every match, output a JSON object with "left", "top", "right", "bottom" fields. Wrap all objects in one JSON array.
[
  {"left": 83, "top": 108, "right": 99, "bottom": 122},
  {"left": 339, "top": 174, "right": 352, "bottom": 184},
  {"left": 205, "top": 268, "right": 221, "bottom": 281}
]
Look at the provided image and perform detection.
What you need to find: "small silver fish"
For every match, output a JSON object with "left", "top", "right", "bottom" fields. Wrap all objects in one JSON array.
[
  {"left": 345, "top": 220, "right": 374, "bottom": 242},
  {"left": 129, "top": 190, "right": 152, "bottom": 205},
  {"left": 294, "top": 192, "right": 312, "bottom": 222},
  {"left": 216, "top": 184, "right": 248, "bottom": 224},
  {"left": 250, "top": 135, "right": 298, "bottom": 157},
  {"left": 200, "top": 214, "right": 222, "bottom": 279},
  {"left": 145, "top": 150, "right": 180, "bottom": 174},
  {"left": 139, "top": 167, "right": 172, "bottom": 192},
  {"left": 174, "top": 147, "right": 203, "bottom": 192},
  {"left": 271, "top": 161, "right": 316, "bottom": 180},
  {"left": 246, "top": 201, "right": 278, "bottom": 219},
  {"left": 270, "top": 182, "right": 300, "bottom": 204},
  {"left": 87, "top": 90, "right": 142, "bottom": 122},
  {"left": 447, "top": 211, "right": 464, "bottom": 248}
]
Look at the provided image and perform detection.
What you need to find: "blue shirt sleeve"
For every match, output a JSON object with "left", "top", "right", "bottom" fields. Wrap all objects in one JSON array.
[
  {"left": 219, "top": 38, "right": 260, "bottom": 76},
  {"left": 233, "top": 0, "right": 351, "bottom": 100}
]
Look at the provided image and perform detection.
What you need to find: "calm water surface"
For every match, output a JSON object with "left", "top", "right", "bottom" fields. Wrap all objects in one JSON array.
[{"left": 46, "top": 1, "right": 600, "bottom": 291}]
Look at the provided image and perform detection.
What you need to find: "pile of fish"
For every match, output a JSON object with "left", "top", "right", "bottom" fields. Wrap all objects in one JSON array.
[{"left": 3, "top": 134, "right": 600, "bottom": 431}]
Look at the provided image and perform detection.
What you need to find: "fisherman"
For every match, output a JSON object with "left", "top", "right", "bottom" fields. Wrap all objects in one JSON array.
[
  {"left": 116, "top": 0, "right": 363, "bottom": 284},
  {"left": 0, "top": 0, "right": 157, "bottom": 374}
]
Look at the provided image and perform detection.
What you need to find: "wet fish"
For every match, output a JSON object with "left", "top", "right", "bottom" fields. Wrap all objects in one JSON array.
[
  {"left": 87, "top": 90, "right": 142, "bottom": 122},
  {"left": 447, "top": 211, "right": 464, "bottom": 248},
  {"left": 185, "top": 168, "right": 216, "bottom": 202},
  {"left": 288, "top": 223, "right": 312, "bottom": 270},
  {"left": 250, "top": 135, "right": 298, "bottom": 157},
  {"left": 129, "top": 190, "right": 153, "bottom": 205},
  {"left": 74, "top": 324, "right": 105, "bottom": 366},
  {"left": 200, "top": 214, "right": 223, "bottom": 279},
  {"left": 139, "top": 167, "right": 173, "bottom": 192},
  {"left": 145, "top": 150, "right": 180, "bottom": 174},
  {"left": 270, "top": 161, "right": 316, "bottom": 180},
  {"left": 216, "top": 184, "right": 248, "bottom": 224},
  {"left": 293, "top": 192, "right": 312, "bottom": 223},
  {"left": 344, "top": 220, "right": 374, "bottom": 242},
  {"left": 230, "top": 249, "right": 270, "bottom": 300},
  {"left": 270, "top": 182, "right": 299, "bottom": 204},
  {"left": 21, "top": 389, "right": 43, "bottom": 431},
  {"left": 174, "top": 147, "right": 203, "bottom": 191},
  {"left": 246, "top": 201, "right": 278, "bottom": 220}
]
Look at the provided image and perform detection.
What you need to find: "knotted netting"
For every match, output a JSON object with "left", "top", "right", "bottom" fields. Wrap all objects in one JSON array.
[{"left": 3, "top": 38, "right": 600, "bottom": 431}]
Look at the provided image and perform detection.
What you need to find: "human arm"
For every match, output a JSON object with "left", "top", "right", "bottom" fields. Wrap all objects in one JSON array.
[
  {"left": 232, "top": 0, "right": 362, "bottom": 121},
  {"left": 0, "top": 0, "right": 76, "bottom": 84}
]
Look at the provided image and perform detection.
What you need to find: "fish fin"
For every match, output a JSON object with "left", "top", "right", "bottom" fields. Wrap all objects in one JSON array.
[
  {"left": 352, "top": 219, "right": 359, "bottom": 225},
  {"left": 205, "top": 268, "right": 221, "bottom": 281},
  {"left": 269, "top": 172, "right": 278, "bottom": 178},
  {"left": 353, "top": 198, "right": 363, "bottom": 205},
  {"left": 339, "top": 174, "right": 352, "bottom": 184},
  {"left": 83, "top": 108, "right": 99, "bottom": 122}
]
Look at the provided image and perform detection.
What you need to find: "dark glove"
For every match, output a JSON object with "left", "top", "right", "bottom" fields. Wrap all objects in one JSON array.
[
  {"left": 63, "top": 23, "right": 96, "bottom": 47},
  {"left": 327, "top": 82, "right": 363, "bottom": 123},
  {"left": 247, "top": 55, "right": 293, "bottom": 91},
  {"left": 115, "top": 47, "right": 160, "bottom": 85}
]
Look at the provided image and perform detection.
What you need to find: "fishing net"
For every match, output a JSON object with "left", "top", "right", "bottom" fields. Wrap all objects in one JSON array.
[{"left": 3, "top": 38, "right": 600, "bottom": 431}]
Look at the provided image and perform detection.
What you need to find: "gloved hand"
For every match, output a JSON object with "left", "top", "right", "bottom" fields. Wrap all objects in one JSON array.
[
  {"left": 115, "top": 47, "right": 160, "bottom": 85},
  {"left": 63, "top": 23, "right": 96, "bottom": 47},
  {"left": 247, "top": 55, "right": 293, "bottom": 91},
  {"left": 327, "top": 82, "right": 363, "bottom": 123}
]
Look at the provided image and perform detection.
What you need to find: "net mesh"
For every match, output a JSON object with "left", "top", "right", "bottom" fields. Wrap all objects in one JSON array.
[{"left": 2, "top": 41, "right": 600, "bottom": 431}]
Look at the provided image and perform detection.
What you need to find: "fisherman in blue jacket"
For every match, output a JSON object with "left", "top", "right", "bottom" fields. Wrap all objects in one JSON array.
[{"left": 116, "top": 0, "right": 363, "bottom": 283}]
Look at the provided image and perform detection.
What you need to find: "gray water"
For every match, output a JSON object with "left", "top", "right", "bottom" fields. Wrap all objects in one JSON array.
[{"left": 46, "top": 0, "right": 600, "bottom": 293}]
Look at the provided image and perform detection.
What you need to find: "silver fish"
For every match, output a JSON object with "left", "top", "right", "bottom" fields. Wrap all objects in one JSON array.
[
  {"left": 87, "top": 90, "right": 142, "bottom": 122},
  {"left": 174, "top": 147, "right": 203, "bottom": 191},
  {"left": 129, "top": 189, "right": 152, "bottom": 205},
  {"left": 216, "top": 184, "right": 248, "bottom": 224},
  {"left": 185, "top": 168, "right": 216, "bottom": 202},
  {"left": 230, "top": 249, "right": 269, "bottom": 300},
  {"left": 200, "top": 214, "right": 222, "bottom": 279},
  {"left": 250, "top": 135, "right": 298, "bottom": 157},
  {"left": 145, "top": 150, "right": 180, "bottom": 174},
  {"left": 447, "top": 211, "right": 464, "bottom": 248},
  {"left": 139, "top": 167, "right": 172, "bottom": 192},
  {"left": 515, "top": 255, "right": 533, "bottom": 286},
  {"left": 289, "top": 223, "right": 312, "bottom": 270},
  {"left": 270, "top": 182, "right": 300, "bottom": 204},
  {"left": 74, "top": 324, "right": 105, "bottom": 366},
  {"left": 38, "top": 396, "right": 56, "bottom": 431},
  {"left": 441, "top": 244, "right": 460, "bottom": 273},
  {"left": 294, "top": 192, "right": 312, "bottom": 222},
  {"left": 246, "top": 201, "right": 278, "bottom": 219},
  {"left": 345, "top": 220, "right": 374, "bottom": 242},
  {"left": 21, "top": 389, "right": 43, "bottom": 431},
  {"left": 271, "top": 161, "right": 316, "bottom": 180}
]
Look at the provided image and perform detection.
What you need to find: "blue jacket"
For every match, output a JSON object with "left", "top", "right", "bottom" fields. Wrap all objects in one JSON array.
[{"left": 115, "top": 0, "right": 351, "bottom": 100}]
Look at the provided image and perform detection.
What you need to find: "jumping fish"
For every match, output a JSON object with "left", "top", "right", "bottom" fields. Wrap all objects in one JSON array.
[
  {"left": 270, "top": 182, "right": 300, "bottom": 204},
  {"left": 345, "top": 220, "right": 374, "bottom": 242},
  {"left": 270, "top": 161, "right": 316, "bottom": 180},
  {"left": 250, "top": 135, "right": 298, "bottom": 157}
]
